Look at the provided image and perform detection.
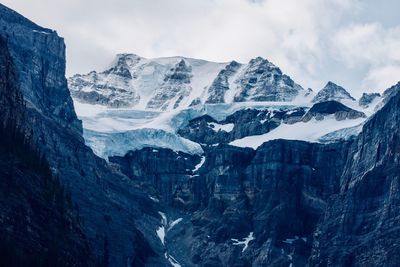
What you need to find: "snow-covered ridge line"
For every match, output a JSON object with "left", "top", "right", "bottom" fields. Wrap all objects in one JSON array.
[
  {"left": 70, "top": 56, "right": 383, "bottom": 159},
  {"left": 68, "top": 53, "right": 305, "bottom": 111}
]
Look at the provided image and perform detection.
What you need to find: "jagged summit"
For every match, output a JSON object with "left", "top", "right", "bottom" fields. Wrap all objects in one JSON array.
[
  {"left": 232, "top": 56, "right": 303, "bottom": 102},
  {"left": 68, "top": 53, "right": 303, "bottom": 110},
  {"left": 359, "top": 92, "right": 381, "bottom": 108},
  {"left": 312, "top": 81, "right": 355, "bottom": 103}
]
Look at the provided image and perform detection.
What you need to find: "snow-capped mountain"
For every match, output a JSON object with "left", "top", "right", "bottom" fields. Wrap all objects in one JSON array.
[
  {"left": 4, "top": 4, "right": 400, "bottom": 267},
  {"left": 69, "top": 53, "right": 384, "bottom": 160},
  {"left": 312, "top": 81, "right": 356, "bottom": 103},
  {"left": 68, "top": 54, "right": 303, "bottom": 110},
  {"left": 359, "top": 92, "right": 381, "bottom": 108}
]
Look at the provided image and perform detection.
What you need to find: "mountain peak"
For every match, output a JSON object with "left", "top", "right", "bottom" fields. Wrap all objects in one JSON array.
[
  {"left": 69, "top": 53, "right": 304, "bottom": 110},
  {"left": 113, "top": 53, "right": 142, "bottom": 67},
  {"left": 359, "top": 92, "right": 381, "bottom": 108},
  {"left": 312, "top": 82, "right": 355, "bottom": 103}
]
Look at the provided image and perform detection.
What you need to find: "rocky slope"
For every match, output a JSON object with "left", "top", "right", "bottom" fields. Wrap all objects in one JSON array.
[
  {"left": 312, "top": 81, "right": 356, "bottom": 103},
  {"left": 110, "top": 139, "right": 352, "bottom": 266},
  {"left": 358, "top": 92, "right": 381, "bottom": 108},
  {"left": 302, "top": 100, "right": 366, "bottom": 122},
  {"left": 177, "top": 107, "right": 307, "bottom": 145},
  {"left": 0, "top": 35, "right": 93, "bottom": 267},
  {"left": 0, "top": 4, "right": 167, "bottom": 266},
  {"left": 310, "top": 82, "right": 400, "bottom": 266}
]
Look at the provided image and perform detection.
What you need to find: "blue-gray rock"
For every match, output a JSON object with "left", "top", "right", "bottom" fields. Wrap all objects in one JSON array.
[
  {"left": 302, "top": 100, "right": 366, "bottom": 122},
  {"left": 358, "top": 92, "right": 381, "bottom": 108},
  {"left": 0, "top": 4, "right": 167, "bottom": 266},
  {"left": 178, "top": 107, "right": 306, "bottom": 145},
  {"left": 233, "top": 57, "right": 303, "bottom": 102},
  {"left": 206, "top": 60, "right": 241, "bottom": 103},
  {"left": 312, "top": 81, "right": 356, "bottom": 103}
]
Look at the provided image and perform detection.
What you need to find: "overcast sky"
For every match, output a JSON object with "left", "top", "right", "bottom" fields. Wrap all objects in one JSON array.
[{"left": 3, "top": 0, "right": 400, "bottom": 96}]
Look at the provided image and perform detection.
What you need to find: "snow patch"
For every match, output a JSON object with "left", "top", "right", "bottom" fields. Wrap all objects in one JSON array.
[
  {"left": 230, "top": 116, "right": 366, "bottom": 149},
  {"left": 193, "top": 156, "right": 206, "bottom": 172},
  {"left": 149, "top": 196, "right": 159, "bottom": 202},
  {"left": 73, "top": 100, "right": 108, "bottom": 117},
  {"left": 165, "top": 253, "right": 181, "bottom": 267},
  {"left": 156, "top": 212, "right": 167, "bottom": 245},
  {"left": 231, "top": 232, "right": 255, "bottom": 252},
  {"left": 168, "top": 218, "right": 183, "bottom": 231},
  {"left": 156, "top": 226, "right": 165, "bottom": 245},
  {"left": 208, "top": 122, "right": 234, "bottom": 132},
  {"left": 282, "top": 236, "right": 307, "bottom": 244},
  {"left": 33, "top": 30, "right": 50, "bottom": 35}
]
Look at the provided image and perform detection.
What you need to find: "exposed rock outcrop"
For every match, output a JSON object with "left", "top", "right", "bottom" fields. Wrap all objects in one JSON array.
[
  {"left": 312, "top": 81, "right": 355, "bottom": 103},
  {"left": 178, "top": 107, "right": 306, "bottom": 145},
  {"left": 206, "top": 61, "right": 241, "bottom": 103},
  {"left": 302, "top": 100, "right": 366, "bottom": 122},
  {"left": 147, "top": 59, "right": 193, "bottom": 110},
  {"left": 233, "top": 57, "right": 303, "bottom": 102},
  {"left": 0, "top": 33, "right": 93, "bottom": 267},
  {"left": 309, "top": 82, "right": 400, "bottom": 267},
  {"left": 358, "top": 92, "right": 381, "bottom": 108}
]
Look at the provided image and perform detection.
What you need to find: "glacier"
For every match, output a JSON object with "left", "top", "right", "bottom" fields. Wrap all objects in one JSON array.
[{"left": 70, "top": 54, "right": 384, "bottom": 160}]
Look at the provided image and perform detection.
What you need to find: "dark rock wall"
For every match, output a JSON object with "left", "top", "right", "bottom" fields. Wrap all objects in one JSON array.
[
  {"left": 113, "top": 140, "right": 351, "bottom": 266},
  {"left": 0, "top": 4, "right": 166, "bottom": 266},
  {"left": 310, "top": 83, "right": 400, "bottom": 267},
  {"left": 0, "top": 33, "right": 93, "bottom": 267}
]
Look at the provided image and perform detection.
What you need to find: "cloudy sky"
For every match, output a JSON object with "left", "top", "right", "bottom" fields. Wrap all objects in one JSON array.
[{"left": 3, "top": 0, "right": 400, "bottom": 96}]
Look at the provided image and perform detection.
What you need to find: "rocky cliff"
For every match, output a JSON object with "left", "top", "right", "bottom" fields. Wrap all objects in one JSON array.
[
  {"left": 110, "top": 84, "right": 400, "bottom": 266},
  {"left": 111, "top": 138, "right": 352, "bottom": 266},
  {"left": 309, "top": 82, "right": 400, "bottom": 266},
  {"left": 0, "top": 33, "right": 93, "bottom": 267},
  {"left": 0, "top": 4, "right": 167, "bottom": 266}
]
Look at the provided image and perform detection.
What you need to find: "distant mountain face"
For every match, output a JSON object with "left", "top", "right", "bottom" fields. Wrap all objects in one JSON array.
[
  {"left": 69, "top": 53, "right": 383, "bottom": 159},
  {"left": 312, "top": 81, "right": 356, "bottom": 103},
  {"left": 68, "top": 54, "right": 304, "bottom": 110}
]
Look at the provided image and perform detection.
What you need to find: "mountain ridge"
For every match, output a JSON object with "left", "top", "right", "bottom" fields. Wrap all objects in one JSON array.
[{"left": 68, "top": 53, "right": 304, "bottom": 110}]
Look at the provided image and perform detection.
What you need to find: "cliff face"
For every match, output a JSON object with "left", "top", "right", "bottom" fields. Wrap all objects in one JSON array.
[
  {"left": 0, "top": 4, "right": 166, "bottom": 266},
  {"left": 0, "top": 5, "right": 80, "bottom": 131},
  {"left": 309, "top": 83, "right": 400, "bottom": 266},
  {"left": 112, "top": 87, "right": 400, "bottom": 266},
  {"left": 0, "top": 34, "right": 92, "bottom": 267},
  {"left": 112, "top": 140, "right": 351, "bottom": 266}
]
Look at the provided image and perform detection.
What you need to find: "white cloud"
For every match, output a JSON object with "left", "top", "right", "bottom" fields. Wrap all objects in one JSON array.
[
  {"left": 331, "top": 23, "right": 400, "bottom": 92},
  {"left": 2, "top": 0, "right": 399, "bottom": 95},
  {"left": 332, "top": 23, "right": 400, "bottom": 66},
  {"left": 362, "top": 64, "right": 400, "bottom": 92}
]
